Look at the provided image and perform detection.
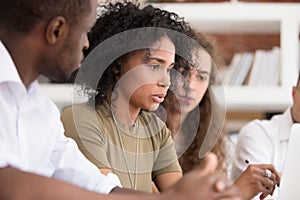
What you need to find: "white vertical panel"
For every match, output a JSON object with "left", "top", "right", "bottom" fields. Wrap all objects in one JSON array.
[{"left": 280, "top": 16, "right": 299, "bottom": 88}]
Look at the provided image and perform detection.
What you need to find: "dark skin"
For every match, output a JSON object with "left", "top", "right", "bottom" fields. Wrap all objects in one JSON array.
[
  {"left": 3, "top": 24, "right": 48, "bottom": 87},
  {"left": 0, "top": 166, "right": 155, "bottom": 200},
  {"left": 0, "top": 0, "right": 241, "bottom": 199},
  {"left": 234, "top": 164, "right": 280, "bottom": 200},
  {"left": 0, "top": 158, "right": 240, "bottom": 200},
  {"left": 1, "top": 17, "right": 73, "bottom": 87}
]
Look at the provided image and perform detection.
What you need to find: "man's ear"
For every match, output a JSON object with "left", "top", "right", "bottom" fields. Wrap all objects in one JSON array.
[{"left": 45, "top": 16, "right": 68, "bottom": 44}]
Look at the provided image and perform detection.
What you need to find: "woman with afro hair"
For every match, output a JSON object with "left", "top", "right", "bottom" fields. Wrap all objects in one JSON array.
[{"left": 62, "top": 0, "right": 199, "bottom": 193}]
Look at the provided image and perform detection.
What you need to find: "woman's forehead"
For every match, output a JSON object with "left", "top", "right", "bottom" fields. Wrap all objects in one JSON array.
[
  {"left": 150, "top": 36, "right": 175, "bottom": 53},
  {"left": 191, "top": 50, "right": 212, "bottom": 71}
]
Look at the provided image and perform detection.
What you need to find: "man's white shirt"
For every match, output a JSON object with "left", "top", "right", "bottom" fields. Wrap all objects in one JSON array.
[
  {"left": 232, "top": 107, "right": 293, "bottom": 199},
  {"left": 0, "top": 41, "right": 121, "bottom": 194}
]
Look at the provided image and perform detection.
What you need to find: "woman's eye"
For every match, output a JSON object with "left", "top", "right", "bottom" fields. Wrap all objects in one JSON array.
[
  {"left": 148, "top": 64, "right": 160, "bottom": 70},
  {"left": 198, "top": 75, "right": 207, "bottom": 81}
]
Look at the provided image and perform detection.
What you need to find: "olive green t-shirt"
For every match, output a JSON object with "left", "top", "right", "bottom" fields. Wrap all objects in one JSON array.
[{"left": 61, "top": 102, "right": 181, "bottom": 193}]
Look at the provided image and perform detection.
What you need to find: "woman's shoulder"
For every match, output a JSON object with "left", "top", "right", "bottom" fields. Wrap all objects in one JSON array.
[{"left": 62, "top": 102, "right": 93, "bottom": 116}]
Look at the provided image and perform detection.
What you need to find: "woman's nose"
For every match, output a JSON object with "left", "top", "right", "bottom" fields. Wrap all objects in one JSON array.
[{"left": 158, "top": 69, "right": 171, "bottom": 88}]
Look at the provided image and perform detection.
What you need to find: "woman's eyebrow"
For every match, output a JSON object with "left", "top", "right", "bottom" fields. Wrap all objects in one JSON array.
[
  {"left": 196, "top": 68, "right": 210, "bottom": 75},
  {"left": 149, "top": 56, "right": 175, "bottom": 68}
]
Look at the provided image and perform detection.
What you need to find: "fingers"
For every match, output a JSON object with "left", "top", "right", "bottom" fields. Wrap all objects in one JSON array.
[
  {"left": 203, "top": 152, "right": 218, "bottom": 174},
  {"left": 170, "top": 169, "right": 240, "bottom": 200},
  {"left": 236, "top": 164, "right": 279, "bottom": 199},
  {"left": 256, "top": 164, "right": 281, "bottom": 184},
  {"left": 211, "top": 174, "right": 234, "bottom": 193},
  {"left": 259, "top": 191, "right": 270, "bottom": 200},
  {"left": 185, "top": 153, "right": 240, "bottom": 199},
  {"left": 259, "top": 174, "right": 276, "bottom": 195},
  {"left": 214, "top": 185, "right": 240, "bottom": 200},
  {"left": 206, "top": 174, "right": 240, "bottom": 199},
  {"left": 195, "top": 152, "right": 218, "bottom": 177},
  {"left": 250, "top": 164, "right": 280, "bottom": 197},
  {"left": 192, "top": 169, "right": 231, "bottom": 193},
  {"left": 214, "top": 179, "right": 227, "bottom": 192}
]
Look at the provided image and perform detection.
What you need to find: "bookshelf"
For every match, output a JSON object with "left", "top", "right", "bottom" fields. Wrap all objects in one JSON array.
[{"left": 40, "top": 2, "right": 300, "bottom": 113}]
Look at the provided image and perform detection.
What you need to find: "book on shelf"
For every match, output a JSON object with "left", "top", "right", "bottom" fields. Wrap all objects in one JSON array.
[
  {"left": 248, "top": 47, "right": 280, "bottom": 86},
  {"left": 222, "top": 53, "right": 243, "bottom": 85},
  {"left": 230, "top": 52, "right": 254, "bottom": 86},
  {"left": 223, "top": 47, "right": 280, "bottom": 87}
]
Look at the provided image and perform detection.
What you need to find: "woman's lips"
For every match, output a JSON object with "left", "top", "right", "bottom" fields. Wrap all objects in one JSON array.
[
  {"left": 152, "top": 94, "right": 165, "bottom": 103},
  {"left": 178, "top": 95, "right": 193, "bottom": 105}
]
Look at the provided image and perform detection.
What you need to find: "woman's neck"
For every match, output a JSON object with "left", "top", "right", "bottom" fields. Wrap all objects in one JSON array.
[{"left": 111, "top": 96, "right": 140, "bottom": 127}]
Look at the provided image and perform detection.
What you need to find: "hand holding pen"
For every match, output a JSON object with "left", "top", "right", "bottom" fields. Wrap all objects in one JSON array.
[{"left": 233, "top": 160, "right": 280, "bottom": 200}]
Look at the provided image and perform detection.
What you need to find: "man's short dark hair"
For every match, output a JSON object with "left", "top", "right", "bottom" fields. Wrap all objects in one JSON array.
[{"left": 0, "top": 0, "right": 92, "bottom": 35}]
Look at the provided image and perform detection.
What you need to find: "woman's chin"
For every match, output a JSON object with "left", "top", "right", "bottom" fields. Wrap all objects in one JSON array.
[{"left": 148, "top": 103, "right": 160, "bottom": 111}]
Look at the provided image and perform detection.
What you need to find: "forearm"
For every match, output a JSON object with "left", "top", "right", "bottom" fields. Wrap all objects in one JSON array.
[
  {"left": 0, "top": 166, "right": 240, "bottom": 200},
  {"left": 0, "top": 166, "right": 108, "bottom": 200},
  {"left": 0, "top": 167, "right": 160, "bottom": 200},
  {"left": 154, "top": 172, "right": 182, "bottom": 192},
  {"left": 110, "top": 187, "right": 159, "bottom": 200}
]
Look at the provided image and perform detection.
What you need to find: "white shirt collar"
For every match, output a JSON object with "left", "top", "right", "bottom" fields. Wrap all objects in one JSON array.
[{"left": 277, "top": 107, "right": 294, "bottom": 141}]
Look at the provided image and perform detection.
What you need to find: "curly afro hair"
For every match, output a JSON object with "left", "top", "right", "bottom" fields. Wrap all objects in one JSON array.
[
  {"left": 85, "top": 1, "right": 195, "bottom": 56},
  {"left": 76, "top": 0, "right": 198, "bottom": 106}
]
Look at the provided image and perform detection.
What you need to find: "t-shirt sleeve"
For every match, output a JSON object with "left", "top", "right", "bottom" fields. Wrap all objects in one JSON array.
[
  {"left": 61, "top": 105, "right": 111, "bottom": 169},
  {"left": 152, "top": 123, "right": 182, "bottom": 178}
]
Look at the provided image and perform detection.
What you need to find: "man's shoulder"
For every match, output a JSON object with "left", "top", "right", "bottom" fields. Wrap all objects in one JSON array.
[{"left": 240, "top": 117, "right": 280, "bottom": 139}]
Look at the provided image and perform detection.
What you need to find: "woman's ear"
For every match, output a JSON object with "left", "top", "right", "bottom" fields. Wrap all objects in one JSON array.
[{"left": 45, "top": 16, "right": 68, "bottom": 45}]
